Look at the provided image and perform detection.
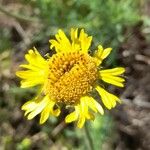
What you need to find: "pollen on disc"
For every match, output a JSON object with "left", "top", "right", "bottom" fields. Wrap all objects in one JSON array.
[{"left": 44, "top": 51, "right": 98, "bottom": 105}]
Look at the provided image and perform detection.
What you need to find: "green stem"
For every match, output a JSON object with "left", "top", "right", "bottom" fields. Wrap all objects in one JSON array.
[
  {"left": 0, "top": 4, "right": 38, "bottom": 22},
  {"left": 84, "top": 123, "right": 95, "bottom": 150}
]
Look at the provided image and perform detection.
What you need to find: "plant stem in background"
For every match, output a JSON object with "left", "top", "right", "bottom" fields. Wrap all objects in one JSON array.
[
  {"left": 0, "top": 4, "right": 38, "bottom": 22},
  {"left": 84, "top": 123, "right": 95, "bottom": 150}
]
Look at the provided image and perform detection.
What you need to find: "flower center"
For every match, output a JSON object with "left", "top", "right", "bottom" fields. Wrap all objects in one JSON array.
[{"left": 44, "top": 51, "right": 98, "bottom": 105}]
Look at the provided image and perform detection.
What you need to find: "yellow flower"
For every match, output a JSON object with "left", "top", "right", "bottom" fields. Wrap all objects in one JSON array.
[{"left": 16, "top": 28, "right": 125, "bottom": 128}]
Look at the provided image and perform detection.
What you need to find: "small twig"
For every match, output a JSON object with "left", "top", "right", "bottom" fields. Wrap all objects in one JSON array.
[
  {"left": 51, "top": 121, "right": 66, "bottom": 137},
  {"left": 13, "top": 21, "right": 31, "bottom": 46},
  {"left": 0, "top": 4, "right": 38, "bottom": 22}
]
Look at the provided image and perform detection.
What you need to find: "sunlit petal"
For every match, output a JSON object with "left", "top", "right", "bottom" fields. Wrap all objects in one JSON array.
[{"left": 96, "top": 86, "right": 121, "bottom": 109}]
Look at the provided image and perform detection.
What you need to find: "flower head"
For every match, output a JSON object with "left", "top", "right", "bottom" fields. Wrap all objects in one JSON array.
[{"left": 16, "top": 28, "right": 125, "bottom": 128}]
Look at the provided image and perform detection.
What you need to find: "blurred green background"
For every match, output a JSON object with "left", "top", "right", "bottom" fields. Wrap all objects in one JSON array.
[{"left": 0, "top": 0, "right": 150, "bottom": 150}]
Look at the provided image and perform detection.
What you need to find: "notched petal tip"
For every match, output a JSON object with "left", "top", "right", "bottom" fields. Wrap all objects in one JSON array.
[
  {"left": 118, "top": 67, "right": 125, "bottom": 74},
  {"left": 95, "top": 86, "right": 121, "bottom": 110},
  {"left": 93, "top": 45, "right": 112, "bottom": 66},
  {"left": 99, "top": 67, "right": 126, "bottom": 87}
]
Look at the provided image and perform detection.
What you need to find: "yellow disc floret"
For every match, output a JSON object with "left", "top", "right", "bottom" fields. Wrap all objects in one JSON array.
[{"left": 44, "top": 51, "right": 98, "bottom": 105}]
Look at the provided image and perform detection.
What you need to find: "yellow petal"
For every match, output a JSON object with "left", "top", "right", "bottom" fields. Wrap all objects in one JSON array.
[
  {"left": 100, "top": 75, "right": 125, "bottom": 87},
  {"left": 19, "top": 64, "right": 39, "bottom": 71},
  {"left": 99, "top": 67, "right": 125, "bottom": 87},
  {"left": 27, "top": 96, "right": 48, "bottom": 120},
  {"left": 77, "top": 98, "right": 87, "bottom": 128},
  {"left": 58, "top": 29, "right": 70, "bottom": 43},
  {"left": 16, "top": 48, "right": 48, "bottom": 88},
  {"left": 25, "top": 48, "right": 46, "bottom": 67},
  {"left": 65, "top": 111, "right": 78, "bottom": 123},
  {"left": 52, "top": 109, "right": 61, "bottom": 117},
  {"left": 40, "top": 106, "right": 50, "bottom": 124},
  {"left": 49, "top": 29, "right": 72, "bottom": 52},
  {"left": 49, "top": 28, "right": 92, "bottom": 53},
  {"left": 100, "top": 67, "right": 125, "bottom": 75},
  {"left": 76, "top": 96, "right": 103, "bottom": 128},
  {"left": 22, "top": 95, "right": 49, "bottom": 120},
  {"left": 95, "top": 86, "right": 121, "bottom": 109},
  {"left": 94, "top": 45, "right": 112, "bottom": 65},
  {"left": 40, "top": 99, "right": 54, "bottom": 124},
  {"left": 65, "top": 95, "right": 104, "bottom": 128},
  {"left": 22, "top": 98, "right": 42, "bottom": 117},
  {"left": 101, "top": 48, "right": 112, "bottom": 60},
  {"left": 16, "top": 70, "right": 44, "bottom": 79},
  {"left": 84, "top": 96, "right": 104, "bottom": 115},
  {"left": 71, "top": 28, "right": 78, "bottom": 41},
  {"left": 79, "top": 29, "right": 92, "bottom": 53},
  {"left": 77, "top": 116, "right": 85, "bottom": 128},
  {"left": 40, "top": 99, "right": 60, "bottom": 124},
  {"left": 21, "top": 99, "right": 39, "bottom": 111},
  {"left": 95, "top": 45, "right": 112, "bottom": 60},
  {"left": 20, "top": 80, "right": 42, "bottom": 88},
  {"left": 49, "top": 40, "right": 60, "bottom": 50},
  {"left": 90, "top": 98, "right": 104, "bottom": 115},
  {"left": 86, "top": 112, "right": 95, "bottom": 120}
]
